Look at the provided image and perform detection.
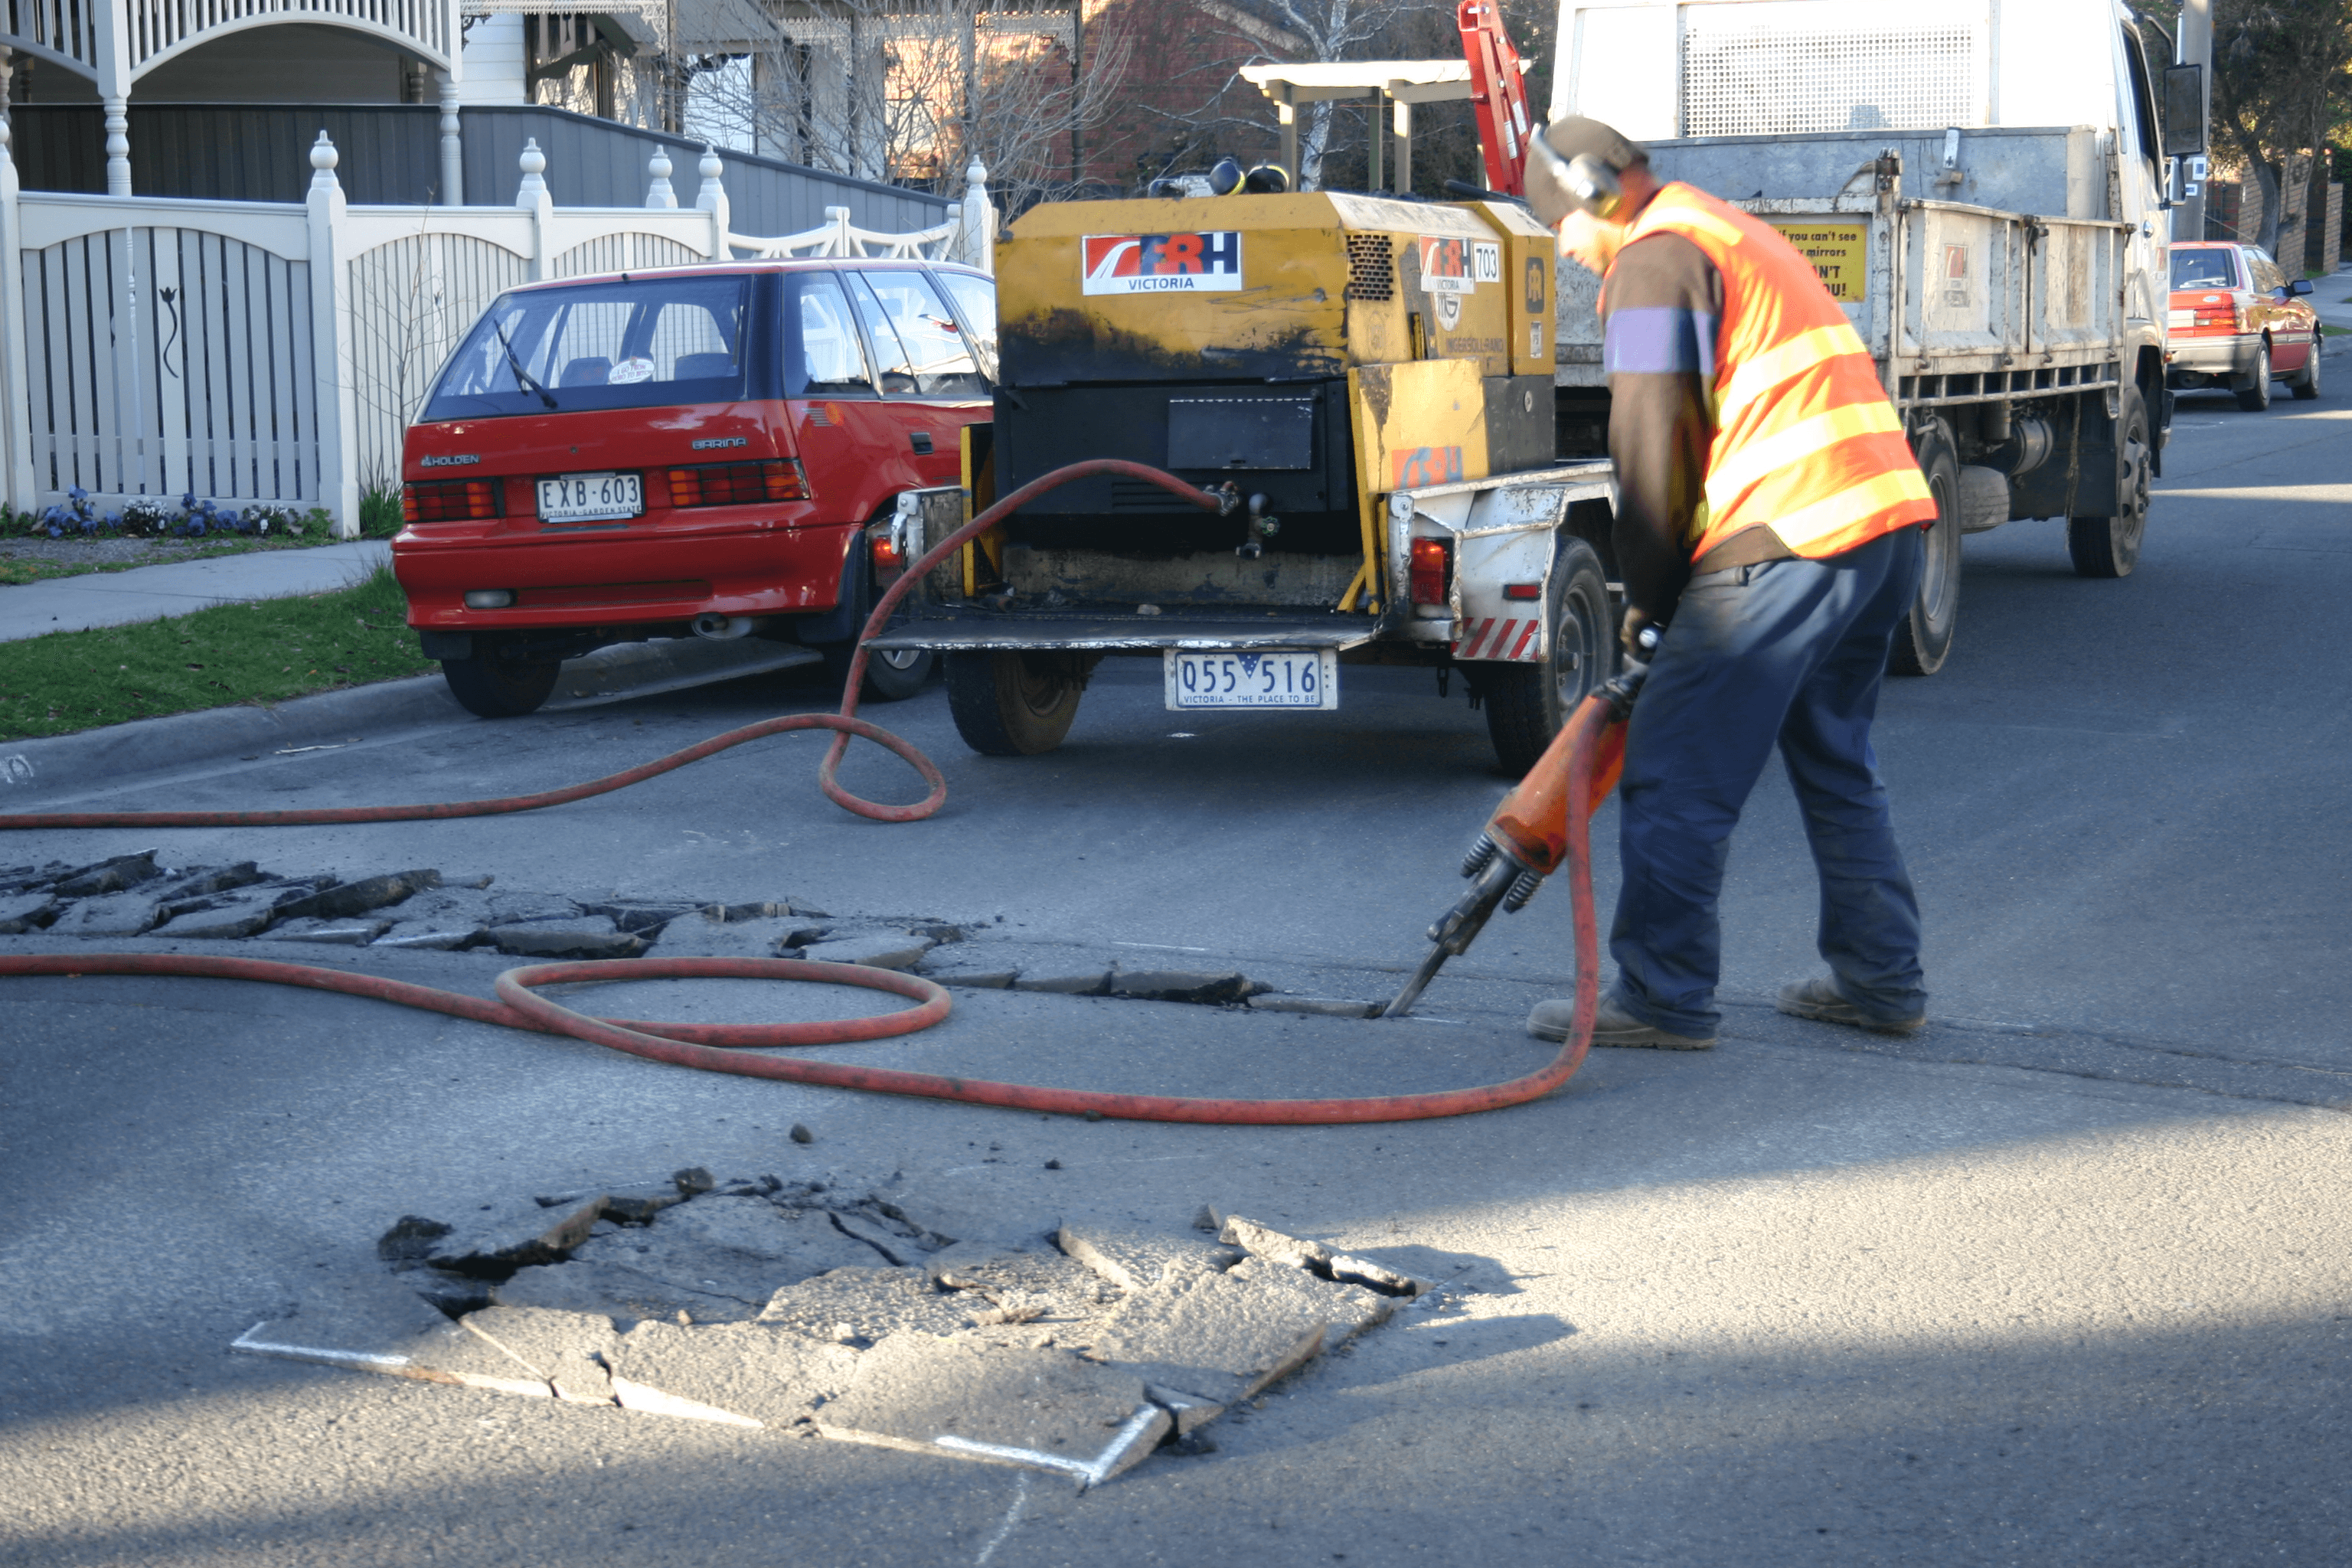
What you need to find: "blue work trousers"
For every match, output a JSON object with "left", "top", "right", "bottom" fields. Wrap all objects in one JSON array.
[{"left": 1610, "top": 525, "right": 1926, "bottom": 1034}]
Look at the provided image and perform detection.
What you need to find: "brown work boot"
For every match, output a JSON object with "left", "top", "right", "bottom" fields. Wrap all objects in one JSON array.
[
  {"left": 1526, "top": 993, "right": 1716, "bottom": 1050},
  {"left": 1775, "top": 976, "right": 1925, "bottom": 1035}
]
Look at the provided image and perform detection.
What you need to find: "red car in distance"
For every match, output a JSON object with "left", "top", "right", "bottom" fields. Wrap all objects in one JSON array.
[
  {"left": 395, "top": 259, "right": 998, "bottom": 717},
  {"left": 2164, "top": 241, "right": 2321, "bottom": 412}
]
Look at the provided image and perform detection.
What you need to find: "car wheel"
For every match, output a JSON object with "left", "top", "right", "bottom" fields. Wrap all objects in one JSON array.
[
  {"left": 2067, "top": 386, "right": 2151, "bottom": 579},
  {"left": 2235, "top": 342, "right": 2273, "bottom": 411},
  {"left": 1890, "top": 422, "right": 1962, "bottom": 675},
  {"left": 944, "top": 650, "right": 1089, "bottom": 756},
  {"left": 824, "top": 639, "right": 935, "bottom": 703},
  {"left": 1481, "top": 537, "right": 1613, "bottom": 775},
  {"left": 441, "top": 643, "right": 561, "bottom": 718},
  {"left": 2292, "top": 339, "right": 2324, "bottom": 400}
]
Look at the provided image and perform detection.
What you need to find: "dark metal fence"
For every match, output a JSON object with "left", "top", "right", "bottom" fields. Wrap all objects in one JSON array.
[{"left": 8, "top": 103, "right": 949, "bottom": 234}]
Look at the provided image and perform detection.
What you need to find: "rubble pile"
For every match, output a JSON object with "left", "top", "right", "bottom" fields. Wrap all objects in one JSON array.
[
  {"left": 233, "top": 1170, "right": 1432, "bottom": 1485},
  {"left": 1, "top": 854, "right": 1325, "bottom": 1008}
]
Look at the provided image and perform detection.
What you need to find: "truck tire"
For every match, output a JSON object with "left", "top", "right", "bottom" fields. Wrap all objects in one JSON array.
[
  {"left": 1890, "top": 423, "right": 1962, "bottom": 676},
  {"left": 1482, "top": 537, "right": 1613, "bottom": 776},
  {"left": 2067, "top": 386, "right": 2151, "bottom": 579},
  {"left": 2291, "top": 341, "right": 2323, "bottom": 400},
  {"left": 440, "top": 643, "right": 561, "bottom": 718},
  {"left": 2234, "top": 342, "right": 2272, "bottom": 411},
  {"left": 945, "top": 650, "right": 1086, "bottom": 756}
]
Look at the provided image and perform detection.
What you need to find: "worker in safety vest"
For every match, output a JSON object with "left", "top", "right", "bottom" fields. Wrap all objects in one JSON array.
[{"left": 1522, "top": 116, "right": 1936, "bottom": 1050}]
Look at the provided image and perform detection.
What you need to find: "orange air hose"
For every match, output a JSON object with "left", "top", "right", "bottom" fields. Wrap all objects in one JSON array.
[{"left": 0, "top": 461, "right": 1612, "bottom": 1123}]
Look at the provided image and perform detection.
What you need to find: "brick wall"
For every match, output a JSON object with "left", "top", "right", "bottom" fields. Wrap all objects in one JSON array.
[{"left": 1074, "top": 0, "right": 1285, "bottom": 194}]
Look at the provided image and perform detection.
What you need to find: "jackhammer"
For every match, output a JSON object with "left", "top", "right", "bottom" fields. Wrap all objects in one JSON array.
[{"left": 1385, "top": 631, "right": 1655, "bottom": 1018}]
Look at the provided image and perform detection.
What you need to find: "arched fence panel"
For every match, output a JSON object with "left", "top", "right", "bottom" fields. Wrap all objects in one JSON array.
[
  {"left": 549, "top": 230, "right": 707, "bottom": 279},
  {"left": 24, "top": 223, "right": 320, "bottom": 505},
  {"left": 347, "top": 230, "right": 530, "bottom": 487}
]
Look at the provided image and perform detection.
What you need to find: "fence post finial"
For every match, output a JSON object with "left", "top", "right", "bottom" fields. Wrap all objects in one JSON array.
[
  {"left": 646, "top": 145, "right": 677, "bottom": 209},
  {"left": 517, "top": 137, "right": 550, "bottom": 208},
  {"left": 696, "top": 145, "right": 730, "bottom": 260},
  {"left": 961, "top": 158, "right": 995, "bottom": 273},
  {"left": 310, "top": 130, "right": 341, "bottom": 194}
]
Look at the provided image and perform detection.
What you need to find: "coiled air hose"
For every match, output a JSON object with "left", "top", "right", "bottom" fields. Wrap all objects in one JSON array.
[{"left": 0, "top": 460, "right": 1607, "bottom": 1123}]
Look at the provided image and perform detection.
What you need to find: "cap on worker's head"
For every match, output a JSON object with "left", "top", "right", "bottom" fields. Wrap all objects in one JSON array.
[{"left": 1525, "top": 116, "right": 1648, "bottom": 230}]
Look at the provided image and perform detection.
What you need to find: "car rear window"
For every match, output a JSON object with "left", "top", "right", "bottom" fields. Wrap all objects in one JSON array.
[
  {"left": 423, "top": 274, "right": 759, "bottom": 420},
  {"left": 2171, "top": 250, "right": 2241, "bottom": 290}
]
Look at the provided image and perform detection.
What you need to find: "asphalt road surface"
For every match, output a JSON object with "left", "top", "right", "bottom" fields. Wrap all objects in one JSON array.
[{"left": 4, "top": 372, "right": 2349, "bottom": 1566}]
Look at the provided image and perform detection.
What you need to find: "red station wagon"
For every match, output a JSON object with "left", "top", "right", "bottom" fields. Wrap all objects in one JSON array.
[
  {"left": 395, "top": 259, "right": 998, "bottom": 717},
  {"left": 2164, "top": 241, "right": 2321, "bottom": 411}
]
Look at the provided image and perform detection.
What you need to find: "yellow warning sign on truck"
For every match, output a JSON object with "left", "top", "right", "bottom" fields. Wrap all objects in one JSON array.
[{"left": 1769, "top": 221, "right": 1867, "bottom": 301}]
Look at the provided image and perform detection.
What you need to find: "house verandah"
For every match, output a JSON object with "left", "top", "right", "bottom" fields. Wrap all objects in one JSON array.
[{"left": 0, "top": 0, "right": 988, "bottom": 534}]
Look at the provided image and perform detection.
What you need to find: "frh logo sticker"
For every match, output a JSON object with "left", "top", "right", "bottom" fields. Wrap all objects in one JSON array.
[
  {"left": 1083, "top": 232, "right": 1244, "bottom": 294},
  {"left": 1419, "top": 235, "right": 1474, "bottom": 295}
]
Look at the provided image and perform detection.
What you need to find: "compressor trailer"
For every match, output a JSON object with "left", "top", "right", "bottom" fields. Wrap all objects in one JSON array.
[{"left": 867, "top": 191, "right": 1621, "bottom": 774}]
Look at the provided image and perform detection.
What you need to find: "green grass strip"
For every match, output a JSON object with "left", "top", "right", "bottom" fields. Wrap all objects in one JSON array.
[{"left": 0, "top": 565, "right": 436, "bottom": 742}]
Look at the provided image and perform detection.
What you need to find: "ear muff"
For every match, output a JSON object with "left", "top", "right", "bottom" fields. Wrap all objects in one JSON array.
[{"left": 1525, "top": 129, "right": 1628, "bottom": 229}]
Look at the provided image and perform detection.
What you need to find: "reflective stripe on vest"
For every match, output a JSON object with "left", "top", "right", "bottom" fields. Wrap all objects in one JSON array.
[{"left": 1616, "top": 184, "right": 1936, "bottom": 561}]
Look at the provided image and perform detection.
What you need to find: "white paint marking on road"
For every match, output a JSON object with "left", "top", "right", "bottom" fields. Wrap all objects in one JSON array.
[
  {"left": 1112, "top": 941, "right": 1212, "bottom": 952},
  {"left": 936, "top": 1404, "right": 1165, "bottom": 1491},
  {"left": 273, "top": 744, "right": 346, "bottom": 756},
  {"left": 230, "top": 1321, "right": 409, "bottom": 1367},
  {"left": 936, "top": 1435, "right": 1096, "bottom": 1482},
  {"left": 973, "top": 1472, "right": 1031, "bottom": 1566}
]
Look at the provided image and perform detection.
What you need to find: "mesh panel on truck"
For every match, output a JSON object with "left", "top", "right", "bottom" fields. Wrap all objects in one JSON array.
[{"left": 1679, "top": 2, "right": 1982, "bottom": 137}]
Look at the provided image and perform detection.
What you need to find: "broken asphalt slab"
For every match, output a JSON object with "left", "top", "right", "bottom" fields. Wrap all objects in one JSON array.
[
  {"left": 253, "top": 1177, "right": 1413, "bottom": 1488},
  {"left": 815, "top": 1334, "right": 1169, "bottom": 1488}
]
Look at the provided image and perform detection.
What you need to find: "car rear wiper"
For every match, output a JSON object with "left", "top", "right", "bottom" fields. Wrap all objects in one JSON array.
[{"left": 494, "top": 320, "right": 558, "bottom": 410}]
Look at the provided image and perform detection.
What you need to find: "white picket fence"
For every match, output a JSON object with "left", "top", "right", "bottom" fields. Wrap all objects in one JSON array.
[{"left": 0, "top": 126, "right": 996, "bottom": 533}]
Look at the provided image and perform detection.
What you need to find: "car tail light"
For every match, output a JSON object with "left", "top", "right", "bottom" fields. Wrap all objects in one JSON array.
[
  {"left": 1410, "top": 537, "right": 1452, "bottom": 606},
  {"left": 404, "top": 479, "right": 502, "bottom": 522},
  {"left": 666, "top": 458, "right": 808, "bottom": 508}
]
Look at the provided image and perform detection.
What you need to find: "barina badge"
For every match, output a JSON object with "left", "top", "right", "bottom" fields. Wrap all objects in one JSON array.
[{"left": 1083, "top": 233, "right": 1245, "bottom": 294}]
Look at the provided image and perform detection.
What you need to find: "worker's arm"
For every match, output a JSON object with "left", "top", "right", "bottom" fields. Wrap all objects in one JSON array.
[{"left": 1601, "top": 232, "right": 1721, "bottom": 631}]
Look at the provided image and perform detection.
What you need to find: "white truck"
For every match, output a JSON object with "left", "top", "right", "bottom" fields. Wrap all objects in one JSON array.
[{"left": 1549, "top": 0, "right": 2203, "bottom": 672}]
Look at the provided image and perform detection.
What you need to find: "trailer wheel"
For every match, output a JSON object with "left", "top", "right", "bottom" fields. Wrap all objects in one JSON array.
[
  {"left": 945, "top": 650, "right": 1086, "bottom": 756},
  {"left": 1483, "top": 537, "right": 1613, "bottom": 776},
  {"left": 2067, "top": 387, "right": 2151, "bottom": 580},
  {"left": 1890, "top": 424, "right": 1962, "bottom": 676},
  {"left": 440, "top": 642, "right": 561, "bottom": 718}
]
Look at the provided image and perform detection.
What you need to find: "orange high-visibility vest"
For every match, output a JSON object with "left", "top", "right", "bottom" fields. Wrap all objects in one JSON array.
[{"left": 1613, "top": 182, "right": 1935, "bottom": 561}]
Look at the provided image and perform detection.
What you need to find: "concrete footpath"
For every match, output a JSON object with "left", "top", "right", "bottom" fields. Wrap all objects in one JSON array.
[
  {"left": 0, "top": 539, "right": 396, "bottom": 641},
  {"left": 0, "top": 540, "right": 827, "bottom": 799}
]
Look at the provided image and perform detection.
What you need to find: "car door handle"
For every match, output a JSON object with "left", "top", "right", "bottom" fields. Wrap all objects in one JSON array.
[{"left": 910, "top": 431, "right": 934, "bottom": 455}]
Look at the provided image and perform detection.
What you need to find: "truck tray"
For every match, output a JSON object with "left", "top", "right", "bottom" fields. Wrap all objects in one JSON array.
[{"left": 864, "top": 612, "right": 1385, "bottom": 654}]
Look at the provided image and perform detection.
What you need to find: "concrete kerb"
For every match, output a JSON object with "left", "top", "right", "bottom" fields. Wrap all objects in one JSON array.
[{"left": 0, "top": 637, "right": 826, "bottom": 805}]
